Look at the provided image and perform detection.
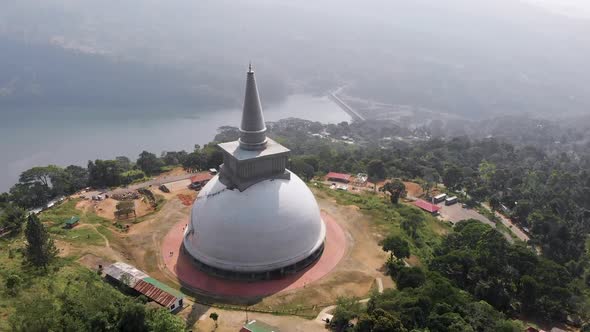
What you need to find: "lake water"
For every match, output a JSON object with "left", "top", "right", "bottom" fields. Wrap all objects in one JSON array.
[{"left": 0, "top": 94, "right": 350, "bottom": 191}]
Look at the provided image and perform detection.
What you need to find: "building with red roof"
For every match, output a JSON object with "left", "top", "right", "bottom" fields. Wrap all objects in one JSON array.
[
  {"left": 325, "top": 172, "right": 351, "bottom": 183},
  {"left": 414, "top": 199, "right": 441, "bottom": 214}
]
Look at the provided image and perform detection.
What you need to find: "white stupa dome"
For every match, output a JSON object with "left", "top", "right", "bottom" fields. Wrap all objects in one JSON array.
[
  {"left": 182, "top": 65, "right": 326, "bottom": 279},
  {"left": 183, "top": 170, "right": 326, "bottom": 276}
]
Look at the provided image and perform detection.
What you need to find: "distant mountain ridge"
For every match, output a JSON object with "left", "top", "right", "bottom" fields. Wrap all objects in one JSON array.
[{"left": 0, "top": 38, "right": 287, "bottom": 111}]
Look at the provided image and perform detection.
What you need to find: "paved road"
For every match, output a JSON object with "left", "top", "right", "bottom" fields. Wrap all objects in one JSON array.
[
  {"left": 482, "top": 203, "right": 530, "bottom": 242},
  {"left": 437, "top": 202, "right": 514, "bottom": 243},
  {"left": 328, "top": 93, "right": 366, "bottom": 121},
  {"left": 108, "top": 173, "right": 197, "bottom": 195}
]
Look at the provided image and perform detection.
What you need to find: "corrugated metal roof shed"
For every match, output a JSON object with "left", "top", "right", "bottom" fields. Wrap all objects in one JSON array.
[
  {"left": 103, "top": 262, "right": 149, "bottom": 288},
  {"left": 325, "top": 172, "right": 351, "bottom": 182},
  {"left": 142, "top": 277, "right": 183, "bottom": 298},
  {"left": 414, "top": 199, "right": 441, "bottom": 213},
  {"left": 133, "top": 279, "right": 180, "bottom": 308},
  {"left": 241, "top": 320, "right": 281, "bottom": 332}
]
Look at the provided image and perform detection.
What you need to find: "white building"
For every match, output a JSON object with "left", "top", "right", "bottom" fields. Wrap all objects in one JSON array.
[{"left": 182, "top": 65, "right": 326, "bottom": 280}]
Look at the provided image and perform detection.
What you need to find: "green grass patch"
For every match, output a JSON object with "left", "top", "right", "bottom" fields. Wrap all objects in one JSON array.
[
  {"left": 39, "top": 199, "right": 82, "bottom": 226},
  {"left": 40, "top": 199, "right": 109, "bottom": 226},
  {"left": 160, "top": 165, "right": 178, "bottom": 172},
  {"left": 496, "top": 222, "right": 520, "bottom": 242},
  {"left": 317, "top": 186, "right": 449, "bottom": 262},
  {"left": 96, "top": 225, "right": 116, "bottom": 243},
  {"left": 55, "top": 227, "right": 105, "bottom": 246},
  {"left": 39, "top": 199, "right": 111, "bottom": 246}
]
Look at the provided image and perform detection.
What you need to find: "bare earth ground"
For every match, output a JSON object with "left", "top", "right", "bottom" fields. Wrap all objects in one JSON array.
[
  {"left": 403, "top": 181, "right": 423, "bottom": 198},
  {"left": 236, "top": 192, "right": 391, "bottom": 310},
  {"left": 158, "top": 167, "right": 191, "bottom": 178},
  {"left": 157, "top": 179, "right": 193, "bottom": 199},
  {"left": 373, "top": 180, "right": 423, "bottom": 199},
  {"left": 76, "top": 198, "right": 155, "bottom": 221}
]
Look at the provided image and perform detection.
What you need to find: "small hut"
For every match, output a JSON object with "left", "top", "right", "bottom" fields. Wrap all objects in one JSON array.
[{"left": 64, "top": 216, "right": 80, "bottom": 229}]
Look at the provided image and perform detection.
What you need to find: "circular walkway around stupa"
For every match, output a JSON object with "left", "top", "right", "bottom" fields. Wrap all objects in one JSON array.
[{"left": 161, "top": 211, "right": 347, "bottom": 298}]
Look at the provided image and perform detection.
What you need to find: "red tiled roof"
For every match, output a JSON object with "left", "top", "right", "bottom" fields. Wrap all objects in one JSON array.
[
  {"left": 414, "top": 199, "right": 441, "bottom": 213},
  {"left": 326, "top": 172, "right": 351, "bottom": 181},
  {"left": 133, "top": 279, "right": 178, "bottom": 308},
  {"left": 190, "top": 173, "right": 213, "bottom": 183}
]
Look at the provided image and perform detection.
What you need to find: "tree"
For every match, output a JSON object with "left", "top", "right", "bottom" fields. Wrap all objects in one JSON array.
[
  {"left": 0, "top": 192, "right": 9, "bottom": 203},
  {"left": 24, "top": 214, "right": 58, "bottom": 269},
  {"left": 357, "top": 309, "right": 408, "bottom": 332},
  {"left": 400, "top": 209, "right": 422, "bottom": 239},
  {"left": 9, "top": 286, "right": 59, "bottom": 332},
  {"left": 63, "top": 165, "right": 89, "bottom": 193},
  {"left": 115, "top": 156, "right": 134, "bottom": 171},
  {"left": 423, "top": 167, "right": 440, "bottom": 187},
  {"left": 19, "top": 165, "right": 62, "bottom": 187},
  {"left": 137, "top": 151, "right": 163, "bottom": 176},
  {"left": 118, "top": 302, "right": 148, "bottom": 332},
  {"left": 5, "top": 274, "right": 23, "bottom": 296},
  {"left": 147, "top": 308, "right": 184, "bottom": 331},
  {"left": 202, "top": 144, "right": 224, "bottom": 170},
  {"left": 291, "top": 157, "right": 315, "bottom": 181},
  {"left": 380, "top": 180, "right": 406, "bottom": 205},
  {"left": 9, "top": 181, "right": 53, "bottom": 209},
  {"left": 182, "top": 151, "right": 206, "bottom": 172},
  {"left": 161, "top": 151, "right": 188, "bottom": 166},
  {"left": 381, "top": 235, "right": 410, "bottom": 261},
  {"left": 209, "top": 312, "right": 219, "bottom": 329},
  {"left": 367, "top": 159, "right": 386, "bottom": 180},
  {"left": 1, "top": 204, "right": 27, "bottom": 235},
  {"left": 489, "top": 196, "right": 501, "bottom": 211},
  {"left": 88, "top": 159, "right": 123, "bottom": 187},
  {"left": 332, "top": 296, "right": 361, "bottom": 331},
  {"left": 443, "top": 165, "right": 464, "bottom": 190},
  {"left": 396, "top": 267, "right": 426, "bottom": 289}
]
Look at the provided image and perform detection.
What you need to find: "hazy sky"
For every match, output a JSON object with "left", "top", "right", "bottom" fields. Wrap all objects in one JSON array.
[
  {"left": 1, "top": 0, "right": 589, "bottom": 117},
  {"left": 526, "top": 0, "right": 590, "bottom": 18}
]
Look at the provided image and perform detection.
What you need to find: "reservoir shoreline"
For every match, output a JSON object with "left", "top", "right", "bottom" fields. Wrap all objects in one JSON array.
[{"left": 0, "top": 94, "right": 350, "bottom": 191}]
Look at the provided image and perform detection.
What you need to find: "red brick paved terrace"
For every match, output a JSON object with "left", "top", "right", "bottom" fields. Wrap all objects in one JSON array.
[{"left": 161, "top": 211, "right": 347, "bottom": 298}]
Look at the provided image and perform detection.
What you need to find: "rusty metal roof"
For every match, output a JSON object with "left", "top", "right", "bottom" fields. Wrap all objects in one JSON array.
[
  {"left": 414, "top": 199, "right": 441, "bottom": 213},
  {"left": 326, "top": 172, "right": 351, "bottom": 181},
  {"left": 133, "top": 278, "right": 182, "bottom": 308}
]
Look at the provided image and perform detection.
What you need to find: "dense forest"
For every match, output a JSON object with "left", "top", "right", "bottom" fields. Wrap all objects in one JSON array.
[
  {"left": 332, "top": 220, "right": 579, "bottom": 331},
  {"left": 1, "top": 118, "right": 589, "bottom": 330}
]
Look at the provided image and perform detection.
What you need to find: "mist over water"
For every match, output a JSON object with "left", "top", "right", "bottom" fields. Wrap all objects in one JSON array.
[
  {"left": 2, "top": 0, "right": 590, "bottom": 190},
  {"left": 0, "top": 94, "right": 350, "bottom": 191}
]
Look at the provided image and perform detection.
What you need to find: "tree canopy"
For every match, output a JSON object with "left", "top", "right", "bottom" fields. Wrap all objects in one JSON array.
[{"left": 24, "top": 214, "right": 58, "bottom": 269}]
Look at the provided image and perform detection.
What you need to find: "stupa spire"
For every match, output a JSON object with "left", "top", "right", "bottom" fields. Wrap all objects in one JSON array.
[{"left": 239, "top": 63, "right": 267, "bottom": 150}]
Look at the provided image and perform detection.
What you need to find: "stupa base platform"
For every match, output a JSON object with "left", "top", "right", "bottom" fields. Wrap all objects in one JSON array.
[{"left": 161, "top": 211, "right": 346, "bottom": 298}]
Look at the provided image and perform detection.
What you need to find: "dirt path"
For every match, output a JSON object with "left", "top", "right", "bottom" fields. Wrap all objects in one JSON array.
[
  {"left": 314, "top": 277, "right": 383, "bottom": 323},
  {"left": 77, "top": 224, "right": 110, "bottom": 248}
]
